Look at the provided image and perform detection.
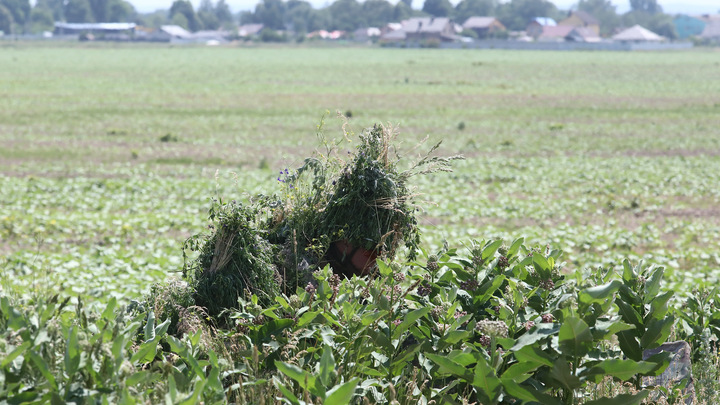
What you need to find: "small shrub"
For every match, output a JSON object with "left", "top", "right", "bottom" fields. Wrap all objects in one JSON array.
[
  {"left": 145, "top": 278, "right": 196, "bottom": 337},
  {"left": 265, "top": 118, "right": 462, "bottom": 289},
  {"left": 421, "top": 38, "right": 440, "bottom": 48},
  {"left": 106, "top": 128, "right": 127, "bottom": 136},
  {"left": 258, "top": 157, "right": 270, "bottom": 170},
  {"left": 457, "top": 121, "right": 465, "bottom": 130},
  {"left": 260, "top": 28, "right": 286, "bottom": 42},
  {"left": 159, "top": 133, "right": 178, "bottom": 142},
  {"left": 184, "top": 199, "right": 280, "bottom": 317}
]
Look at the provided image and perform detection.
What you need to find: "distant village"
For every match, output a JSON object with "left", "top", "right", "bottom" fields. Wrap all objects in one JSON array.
[
  {"left": 1, "top": 0, "right": 719, "bottom": 50},
  {"left": 47, "top": 11, "right": 719, "bottom": 51}
]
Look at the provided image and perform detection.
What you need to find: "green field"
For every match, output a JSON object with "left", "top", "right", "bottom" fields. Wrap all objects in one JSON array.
[
  {"left": 2, "top": 45, "right": 719, "bottom": 301},
  {"left": 2, "top": 44, "right": 720, "bottom": 403}
]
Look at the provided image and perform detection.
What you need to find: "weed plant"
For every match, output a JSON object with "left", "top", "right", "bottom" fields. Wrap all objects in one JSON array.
[
  {"left": 183, "top": 199, "right": 280, "bottom": 318},
  {"left": 265, "top": 117, "right": 462, "bottom": 292}
]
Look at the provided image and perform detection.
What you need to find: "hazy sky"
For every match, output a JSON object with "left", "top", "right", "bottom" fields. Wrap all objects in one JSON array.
[{"left": 131, "top": 0, "right": 718, "bottom": 15}]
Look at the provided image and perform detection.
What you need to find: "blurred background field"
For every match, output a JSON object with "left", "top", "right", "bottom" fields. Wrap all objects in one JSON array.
[{"left": 1, "top": 45, "right": 720, "bottom": 305}]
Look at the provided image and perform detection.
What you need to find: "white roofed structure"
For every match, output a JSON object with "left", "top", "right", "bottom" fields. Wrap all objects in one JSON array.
[{"left": 612, "top": 25, "right": 664, "bottom": 42}]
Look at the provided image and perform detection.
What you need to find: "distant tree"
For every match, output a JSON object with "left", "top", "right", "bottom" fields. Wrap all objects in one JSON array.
[
  {"left": 253, "top": 0, "right": 286, "bottom": 30},
  {"left": 393, "top": 1, "right": 412, "bottom": 21},
  {"left": 29, "top": 6, "right": 54, "bottom": 32},
  {"left": 238, "top": 10, "right": 254, "bottom": 25},
  {"left": 305, "top": 7, "right": 331, "bottom": 32},
  {"left": 0, "top": 4, "right": 13, "bottom": 33},
  {"left": 169, "top": 0, "right": 200, "bottom": 31},
  {"left": 36, "top": 0, "right": 64, "bottom": 21},
  {"left": 215, "top": 0, "right": 233, "bottom": 25},
  {"left": 285, "top": 0, "right": 325, "bottom": 34},
  {"left": 171, "top": 11, "right": 189, "bottom": 29},
  {"left": 362, "top": 0, "right": 394, "bottom": 27},
  {"left": 260, "top": 26, "right": 286, "bottom": 41},
  {"left": 198, "top": 0, "right": 220, "bottom": 29},
  {"left": 622, "top": 10, "right": 675, "bottom": 39},
  {"left": 0, "top": 0, "right": 31, "bottom": 27},
  {"left": 454, "top": 0, "right": 496, "bottom": 23},
  {"left": 329, "top": 0, "right": 363, "bottom": 31},
  {"left": 107, "top": 0, "right": 134, "bottom": 22},
  {"left": 138, "top": 9, "right": 168, "bottom": 28},
  {"left": 88, "top": 0, "right": 107, "bottom": 22},
  {"left": 422, "top": 0, "right": 453, "bottom": 17},
  {"left": 577, "top": 0, "right": 619, "bottom": 36},
  {"left": 65, "top": 0, "right": 93, "bottom": 22},
  {"left": 649, "top": 14, "right": 675, "bottom": 39},
  {"left": 497, "top": 0, "right": 559, "bottom": 31},
  {"left": 629, "top": 0, "right": 661, "bottom": 14}
]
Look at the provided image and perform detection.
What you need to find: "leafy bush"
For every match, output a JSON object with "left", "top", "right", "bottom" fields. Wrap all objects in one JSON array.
[
  {"left": 184, "top": 199, "right": 280, "bottom": 317},
  {"left": 219, "top": 239, "right": 679, "bottom": 404},
  {"left": 0, "top": 294, "right": 227, "bottom": 404}
]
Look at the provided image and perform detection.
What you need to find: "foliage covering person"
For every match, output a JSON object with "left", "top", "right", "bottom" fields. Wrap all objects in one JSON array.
[{"left": 183, "top": 115, "right": 461, "bottom": 318}]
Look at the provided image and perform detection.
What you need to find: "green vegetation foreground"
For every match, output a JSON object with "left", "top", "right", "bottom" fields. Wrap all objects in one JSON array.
[{"left": 1, "top": 45, "right": 720, "bottom": 403}]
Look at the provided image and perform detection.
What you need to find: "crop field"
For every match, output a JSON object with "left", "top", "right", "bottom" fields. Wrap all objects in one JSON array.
[
  {"left": 2, "top": 44, "right": 720, "bottom": 403},
  {"left": 2, "top": 45, "right": 719, "bottom": 301}
]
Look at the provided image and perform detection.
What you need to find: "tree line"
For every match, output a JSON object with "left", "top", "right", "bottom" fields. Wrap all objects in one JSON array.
[{"left": 0, "top": 0, "right": 677, "bottom": 39}]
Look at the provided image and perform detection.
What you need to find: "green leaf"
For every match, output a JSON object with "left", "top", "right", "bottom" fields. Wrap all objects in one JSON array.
[
  {"left": 501, "top": 378, "right": 563, "bottom": 405},
  {"left": 439, "top": 330, "right": 471, "bottom": 346},
  {"left": 275, "top": 361, "right": 316, "bottom": 391},
  {"left": 6, "top": 391, "right": 39, "bottom": 403},
  {"left": 165, "top": 336, "right": 205, "bottom": 379},
  {"left": 622, "top": 259, "right": 635, "bottom": 283},
  {"left": 297, "top": 311, "right": 320, "bottom": 328},
  {"left": 583, "top": 391, "right": 649, "bottom": 405},
  {"left": 255, "top": 318, "right": 294, "bottom": 342},
  {"left": 131, "top": 340, "right": 158, "bottom": 364},
  {"left": 1, "top": 340, "right": 31, "bottom": 368},
  {"left": 64, "top": 326, "right": 81, "bottom": 378},
  {"left": 616, "top": 299, "right": 643, "bottom": 330},
  {"left": 617, "top": 330, "right": 642, "bottom": 361},
  {"left": 513, "top": 344, "right": 555, "bottom": 367},
  {"left": 558, "top": 316, "right": 593, "bottom": 358},
  {"left": 126, "top": 370, "right": 161, "bottom": 386},
  {"left": 548, "top": 358, "right": 581, "bottom": 390},
  {"left": 512, "top": 325, "right": 560, "bottom": 351},
  {"left": 361, "top": 310, "right": 388, "bottom": 326},
  {"left": 501, "top": 362, "right": 542, "bottom": 381},
  {"left": 583, "top": 359, "right": 657, "bottom": 381},
  {"left": 472, "top": 360, "right": 502, "bottom": 403},
  {"left": 482, "top": 240, "right": 503, "bottom": 261},
  {"left": 325, "top": 378, "right": 359, "bottom": 405},
  {"left": 392, "top": 307, "right": 430, "bottom": 339},
  {"left": 28, "top": 350, "right": 57, "bottom": 390},
  {"left": 355, "top": 363, "right": 385, "bottom": 377},
  {"left": 532, "top": 253, "right": 552, "bottom": 279},
  {"left": 276, "top": 295, "right": 290, "bottom": 309},
  {"left": 507, "top": 238, "right": 524, "bottom": 258},
  {"left": 640, "top": 316, "right": 674, "bottom": 350},
  {"left": 579, "top": 280, "right": 621, "bottom": 306},
  {"left": 476, "top": 275, "right": 506, "bottom": 304},
  {"left": 646, "top": 291, "right": 673, "bottom": 322},
  {"left": 424, "top": 353, "right": 472, "bottom": 380},
  {"left": 144, "top": 310, "right": 156, "bottom": 342},
  {"left": 377, "top": 260, "right": 392, "bottom": 277},
  {"left": 592, "top": 319, "right": 636, "bottom": 340},
  {"left": 274, "top": 380, "right": 302, "bottom": 405},
  {"left": 643, "top": 266, "right": 664, "bottom": 304},
  {"left": 318, "top": 346, "right": 335, "bottom": 388},
  {"left": 447, "top": 351, "right": 478, "bottom": 367}
]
